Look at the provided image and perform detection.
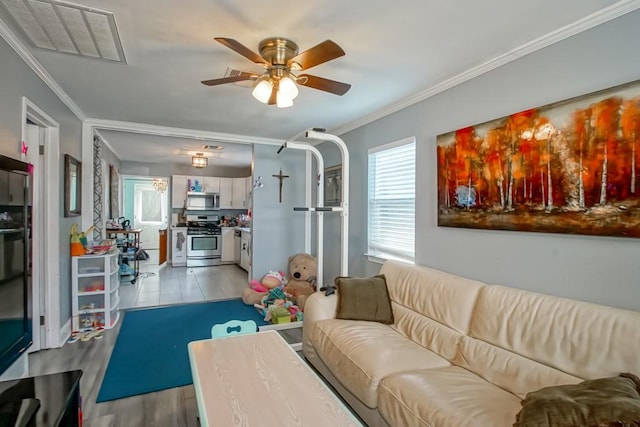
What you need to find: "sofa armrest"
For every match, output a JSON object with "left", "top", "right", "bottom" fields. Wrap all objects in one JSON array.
[{"left": 303, "top": 292, "right": 338, "bottom": 356}]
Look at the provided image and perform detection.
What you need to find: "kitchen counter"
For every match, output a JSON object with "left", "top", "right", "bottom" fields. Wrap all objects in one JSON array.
[{"left": 219, "top": 226, "right": 251, "bottom": 233}]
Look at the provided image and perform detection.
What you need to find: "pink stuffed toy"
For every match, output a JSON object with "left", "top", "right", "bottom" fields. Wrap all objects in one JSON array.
[
  {"left": 249, "top": 279, "right": 268, "bottom": 293},
  {"left": 242, "top": 270, "right": 286, "bottom": 305}
]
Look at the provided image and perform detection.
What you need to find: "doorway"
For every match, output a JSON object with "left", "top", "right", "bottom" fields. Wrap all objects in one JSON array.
[
  {"left": 122, "top": 176, "right": 168, "bottom": 264},
  {"left": 21, "top": 97, "right": 61, "bottom": 350}
]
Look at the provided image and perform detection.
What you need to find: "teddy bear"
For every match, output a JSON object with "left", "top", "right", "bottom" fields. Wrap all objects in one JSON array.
[
  {"left": 283, "top": 253, "right": 317, "bottom": 310},
  {"left": 241, "top": 270, "right": 285, "bottom": 306}
]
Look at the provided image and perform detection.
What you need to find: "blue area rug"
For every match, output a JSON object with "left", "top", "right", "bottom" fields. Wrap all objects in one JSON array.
[{"left": 96, "top": 299, "right": 267, "bottom": 402}]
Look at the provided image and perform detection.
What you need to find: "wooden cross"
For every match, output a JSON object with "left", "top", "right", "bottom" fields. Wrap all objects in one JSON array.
[{"left": 272, "top": 169, "right": 290, "bottom": 203}]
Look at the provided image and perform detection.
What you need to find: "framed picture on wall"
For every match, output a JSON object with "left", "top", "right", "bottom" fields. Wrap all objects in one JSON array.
[{"left": 324, "top": 165, "right": 342, "bottom": 207}]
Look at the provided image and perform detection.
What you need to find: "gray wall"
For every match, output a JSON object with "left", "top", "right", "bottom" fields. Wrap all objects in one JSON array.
[
  {"left": 251, "top": 144, "right": 306, "bottom": 279},
  {"left": 313, "top": 144, "right": 342, "bottom": 285},
  {"left": 0, "top": 37, "right": 83, "bottom": 327},
  {"left": 335, "top": 10, "right": 640, "bottom": 312}
]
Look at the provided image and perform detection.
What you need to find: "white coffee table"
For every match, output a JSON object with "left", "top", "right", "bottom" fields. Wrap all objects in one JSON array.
[{"left": 188, "top": 330, "right": 363, "bottom": 427}]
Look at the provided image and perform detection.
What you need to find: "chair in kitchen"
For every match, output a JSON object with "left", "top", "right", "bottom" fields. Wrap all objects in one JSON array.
[{"left": 211, "top": 319, "right": 258, "bottom": 339}]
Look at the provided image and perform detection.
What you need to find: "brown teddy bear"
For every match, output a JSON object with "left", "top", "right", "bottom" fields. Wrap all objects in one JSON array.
[
  {"left": 283, "top": 253, "right": 317, "bottom": 310},
  {"left": 241, "top": 270, "right": 285, "bottom": 306}
]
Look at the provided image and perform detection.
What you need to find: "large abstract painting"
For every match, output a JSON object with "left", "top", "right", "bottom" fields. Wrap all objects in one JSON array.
[{"left": 437, "top": 80, "right": 640, "bottom": 238}]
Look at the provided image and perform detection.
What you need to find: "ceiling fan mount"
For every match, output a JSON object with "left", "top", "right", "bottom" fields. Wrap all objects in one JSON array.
[
  {"left": 258, "top": 37, "right": 299, "bottom": 68},
  {"left": 201, "top": 37, "right": 351, "bottom": 107}
]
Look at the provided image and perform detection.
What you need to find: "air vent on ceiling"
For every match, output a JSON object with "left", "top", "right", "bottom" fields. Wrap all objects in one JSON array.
[
  {"left": 224, "top": 67, "right": 254, "bottom": 87},
  {"left": 0, "top": 0, "right": 126, "bottom": 62},
  {"left": 202, "top": 144, "right": 223, "bottom": 151}
]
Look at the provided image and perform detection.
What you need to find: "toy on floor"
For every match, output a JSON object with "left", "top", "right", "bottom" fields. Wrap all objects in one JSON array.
[
  {"left": 242, "top": 270, "right": 286, "bottom": 305},
  {"left": 252, "top": 287, "right": 304, "bottom": 322},
  {"left": 282, "top": 253, "right": 317, "bottom": 311}
]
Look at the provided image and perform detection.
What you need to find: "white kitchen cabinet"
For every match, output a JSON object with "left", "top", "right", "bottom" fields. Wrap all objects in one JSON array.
[
  {"left": 219, "top": 177, "right": 233, "bottom": 209},
  {"left": 0, "top": 170, "right": 26, "bottom": 206},
  {"left": 71, "top": 250, "right": 120, "bottom": 331},
  {"left": 171, "top": 175, "right": 188, "bottom": 208},
  {"left": 171, "top": 228, "right": 187, "bottom": 267},
  {"left": 245, "top": 176, "right": 252, "bottom": 208},
  {"left": 234, "top": 230, "right": 241, "bottom": 264},
  {"left": 221, "top": 228, "right": 235, "bottom": 263},
  {"left": 231, "top": 178, "right": 246, "bottom": 208},
  {"left": 240, "top": 230, "right": 251, "bottom": 271},
  {"left": 203, "top": 177, "right": 220, "bottom": 193}
]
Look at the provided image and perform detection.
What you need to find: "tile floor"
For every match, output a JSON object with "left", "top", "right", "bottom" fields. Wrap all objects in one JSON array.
[{"left": 119, "top": 250, "right": 250, "bottom": 310}]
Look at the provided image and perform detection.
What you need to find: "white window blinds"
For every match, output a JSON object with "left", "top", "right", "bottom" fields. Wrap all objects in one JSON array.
[{"left": 368, "top": 137, "right": 416, "bottom": 263}]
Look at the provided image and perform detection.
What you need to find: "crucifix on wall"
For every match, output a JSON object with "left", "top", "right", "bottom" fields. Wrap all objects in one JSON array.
[{"left": 272, "top": 169, "right": 290, "bottom": 203}]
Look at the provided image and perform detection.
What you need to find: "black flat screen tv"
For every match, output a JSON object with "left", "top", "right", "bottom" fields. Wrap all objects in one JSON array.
[{"left": 0, "top": 155, "right": 31, "bottom": 376}]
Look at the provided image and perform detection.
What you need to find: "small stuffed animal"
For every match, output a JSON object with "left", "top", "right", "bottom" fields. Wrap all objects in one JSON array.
[{"left": 283, "top": 253, "right": 317, "bottom": 310}]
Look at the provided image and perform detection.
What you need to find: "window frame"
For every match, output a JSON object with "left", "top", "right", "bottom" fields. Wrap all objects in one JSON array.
[{"left": 366, "top": 136, "right": 416, "bottom": 264}]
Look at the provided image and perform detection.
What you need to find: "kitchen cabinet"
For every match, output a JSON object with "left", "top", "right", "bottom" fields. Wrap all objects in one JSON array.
[
  {"left": 219, "top": 178, "right": 233, "bottom": 209},
  {"left": 171, "top": 175, "right": 188, "bottom": 208},
  {"left": 234, "top": 230, "right": 241, "bottom": 264},
  {"left": 175, "top": 175, "right": 250, "bottom": 210},
  {"left": 203, "top": 177, "right": 220, "bottom": 193},
  {"left": 0, "top": 170, "right": 26, "bottom": 206},
  {"left": 232, "top": 178, "right": 246, "bottom": 208},
  {"left": 240, "top": 230, "right": 251, "bottom": 271},
  {"left": 221, "top": 228, "right": 235, "bottom": 263},
  {"left": 245, "top": 176, "right": 252, "bottom": 208},
  {"left": 71, "top": 250, "right": 120, "bottom": 331},
  {"left": 171, "top": 228, "right": 187, "bottom": 267}
]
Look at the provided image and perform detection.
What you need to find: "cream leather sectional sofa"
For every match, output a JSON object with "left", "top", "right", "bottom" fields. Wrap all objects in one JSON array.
[{"left": 303, "top": 260, "right": 640, "bottom": 427}]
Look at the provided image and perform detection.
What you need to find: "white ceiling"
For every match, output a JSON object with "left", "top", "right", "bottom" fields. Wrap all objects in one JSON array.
[{"left": 1, "top": 0, "right": 636, "bottom": 167}]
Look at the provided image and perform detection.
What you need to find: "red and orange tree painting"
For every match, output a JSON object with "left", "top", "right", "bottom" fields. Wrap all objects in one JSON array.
[{"left": 437, "top": 81, "right": 640, "bottom": 237}]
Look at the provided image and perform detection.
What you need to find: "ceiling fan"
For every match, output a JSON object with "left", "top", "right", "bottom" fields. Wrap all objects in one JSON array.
[{"left": 201, "top": 37, "right": 351, "bottom": 108}]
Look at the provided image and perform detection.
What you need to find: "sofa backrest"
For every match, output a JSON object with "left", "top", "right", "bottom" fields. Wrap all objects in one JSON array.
[
  {"left": 380, "top": 261, "right": 485, "bottom": 361},
  {"left": 463, "top": 284, "right": 640, "bottom": 397}
]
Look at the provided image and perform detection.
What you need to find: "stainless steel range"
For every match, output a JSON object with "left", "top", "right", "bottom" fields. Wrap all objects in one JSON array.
[{"left": 186, "top": 214, "right": 221, "bottom": 267}]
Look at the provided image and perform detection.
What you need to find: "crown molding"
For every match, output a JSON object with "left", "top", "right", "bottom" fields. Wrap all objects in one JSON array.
[
  {"left": 85, "top": 118, "right": 284, "bottom": 159},
  {"left": 331, "top": 0, "right": 640, "bottom": 136},
  {"left": 0, "top": 16, "right": 87, "bottom": 121}
]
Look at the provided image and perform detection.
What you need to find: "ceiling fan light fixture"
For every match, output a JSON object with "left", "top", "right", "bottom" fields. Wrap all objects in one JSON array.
[
  {"left": 252, "top": 76, "right": 273, "bottom": 103},
  {"left": 279, "top": 76, "right": 299, "bottom": 100},
  {"left": 276, "top": 91, "right": 294, "bottom": 108}
]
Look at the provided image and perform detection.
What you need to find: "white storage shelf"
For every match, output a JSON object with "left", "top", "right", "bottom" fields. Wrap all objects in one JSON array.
[{"left": 72, "top": 250, "right": 121, "bottom": 331}]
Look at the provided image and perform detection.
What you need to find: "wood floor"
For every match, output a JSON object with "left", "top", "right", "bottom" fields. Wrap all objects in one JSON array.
[{"left": 27, "top": 263, "right": 302, "bottom": 426}]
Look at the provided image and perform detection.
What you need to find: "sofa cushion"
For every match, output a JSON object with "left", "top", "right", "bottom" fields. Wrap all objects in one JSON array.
[
  {"left": 311, "top": 318, "right": 450, "bottom": 409},
  {"left": 391, "top": 302, "right": 464, "bottom": 362},
  {"left": 455, "top": 336, "right": 582, "bottom": 399},
  {"left": 380, "top": 261, "right": 485, "bottom": 335},
  {"left": 514, "top": 373, "right": 640, "bottom": 427},
  {"left": 469, "top": 284, "right": 640, "bottom": 381},
  {"left": 378, "top": 366, "right": 522, "bottom": 427},
  {"left": 335, "top": 275, "right": 394, "bottom": 324}
]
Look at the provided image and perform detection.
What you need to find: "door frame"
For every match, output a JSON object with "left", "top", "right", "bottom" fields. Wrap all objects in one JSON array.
[
  {"left": 21, "top": 97, "right": 61, "bottom": 350},
  {"left": 122, "top": 175, "right": 169, "bottom": 248}
]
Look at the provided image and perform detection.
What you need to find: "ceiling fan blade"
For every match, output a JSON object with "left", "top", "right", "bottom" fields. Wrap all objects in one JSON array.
[
  {"left": 287, "top": 40, "right": 345, "bottom": 71},
  {"left": 297, "top": 74, "right": 351, "bottom": 96},
  {"left": 214, "top": 37, "right": 268, "bottom": 66},
  {"left": 201, "top": 75, "right": 256, "bottom": 86},
  {"left": 267, "top": 86, "right": 277, "bottom": 105}
]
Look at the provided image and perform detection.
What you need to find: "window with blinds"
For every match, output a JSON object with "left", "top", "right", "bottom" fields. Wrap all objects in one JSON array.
[{"left": 367, "top": 137, "right": 416, "bottom": 263}]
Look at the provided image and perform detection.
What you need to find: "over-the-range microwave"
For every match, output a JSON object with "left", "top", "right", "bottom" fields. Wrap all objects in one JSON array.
[{"left": 186, "top": 192, "right": 220, "bottom": 210}]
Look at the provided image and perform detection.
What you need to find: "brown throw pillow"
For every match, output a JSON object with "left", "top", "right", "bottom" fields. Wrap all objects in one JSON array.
[
  {"left": 513, "top": 373, "right": 640, "bottom": 427},
  {"left": 334, "top": 275, "right": 394, "bottom": 324}
]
